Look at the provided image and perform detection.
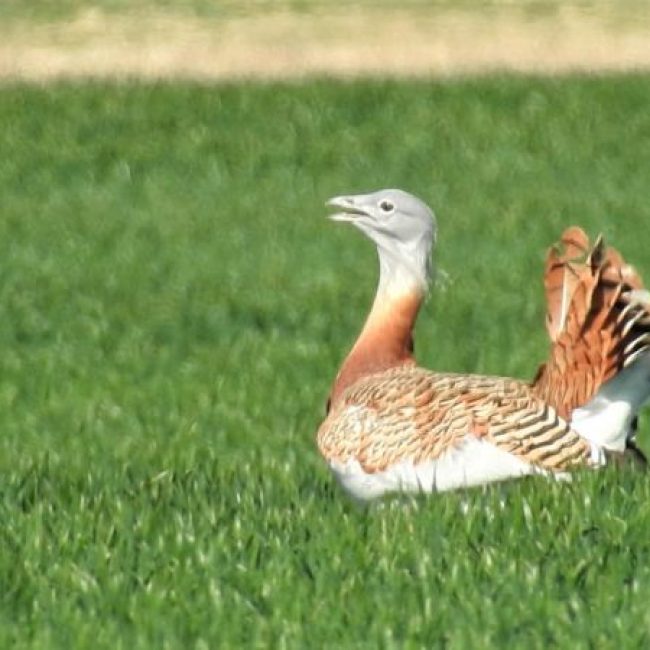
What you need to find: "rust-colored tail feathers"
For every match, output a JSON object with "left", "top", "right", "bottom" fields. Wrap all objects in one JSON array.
[{"left": 533, "top": 226, "right": 650, "bottom": 425}]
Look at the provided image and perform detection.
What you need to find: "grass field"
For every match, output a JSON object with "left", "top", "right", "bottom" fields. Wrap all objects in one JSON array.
[{"left": 1, "top": 76, "right": 650, "bottom": 647}]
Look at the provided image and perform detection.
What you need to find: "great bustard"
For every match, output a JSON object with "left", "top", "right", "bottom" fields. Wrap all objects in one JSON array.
[{"left": 316, "top": 189, "right": 650, "bottom": 501}]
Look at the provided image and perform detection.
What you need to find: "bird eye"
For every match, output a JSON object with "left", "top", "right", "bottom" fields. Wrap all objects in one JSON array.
[{"left": 379, "top": 199, "right": 395, "bottom": 213}]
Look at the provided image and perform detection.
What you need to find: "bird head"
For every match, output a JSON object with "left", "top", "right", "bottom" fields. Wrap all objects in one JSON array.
[{"left": 327, "top": 188, "right": 437, "bottom": 293}]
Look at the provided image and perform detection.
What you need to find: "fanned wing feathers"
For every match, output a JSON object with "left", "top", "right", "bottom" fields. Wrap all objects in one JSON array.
[
  {"left": 533, "top": 227, "right": 650, "bottom": 419},
  {"left": 543, "top": 226, "right": 593, "bottom": 342},
  {"left": 317, "top": 366, "right": 592, "bottom": 475}
]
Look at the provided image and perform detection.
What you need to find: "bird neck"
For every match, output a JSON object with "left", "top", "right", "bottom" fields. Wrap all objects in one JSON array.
[{"left": 328, "top": 249, "right": 429, "bottom": 409}]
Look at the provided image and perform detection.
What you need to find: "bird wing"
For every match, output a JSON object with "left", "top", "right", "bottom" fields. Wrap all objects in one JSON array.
[
  {"left": 533, "top": 226, "right": 650, "bottom": 418},
  {"left": 543, "top": 226, "right": 592, "bottom": 342},
  {"left": 317, "top": 366, "right": 592, "bottom": 474}
]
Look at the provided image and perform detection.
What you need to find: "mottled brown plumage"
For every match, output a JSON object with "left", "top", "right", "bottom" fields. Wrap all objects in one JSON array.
[
  {"left": 532, "top": 227, "right": 650, "bottom": 419},
  {"left": 318, "top": 366, "right": 592, "bottom": 474}
]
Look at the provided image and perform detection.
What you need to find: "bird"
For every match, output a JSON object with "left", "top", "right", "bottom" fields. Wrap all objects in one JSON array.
[{"left": 316, "top": 189, "right": 650, "bottom": 501}]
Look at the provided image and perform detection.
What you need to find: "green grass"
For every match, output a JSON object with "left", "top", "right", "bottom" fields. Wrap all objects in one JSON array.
[{"left": 1, "top": 76, "right": 650, "bottom": 647}]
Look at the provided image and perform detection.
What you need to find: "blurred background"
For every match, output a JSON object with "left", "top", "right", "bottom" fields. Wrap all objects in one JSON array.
[{"left": 2, "top": 1, "right": 650, "bottom": 80}]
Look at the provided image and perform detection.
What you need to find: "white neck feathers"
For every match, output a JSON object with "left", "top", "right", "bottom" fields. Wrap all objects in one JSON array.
[{"left": 375, "top": 237, "right": 433, "bottom": 300}]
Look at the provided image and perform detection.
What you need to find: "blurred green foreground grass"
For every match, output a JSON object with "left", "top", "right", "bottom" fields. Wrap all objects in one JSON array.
[{"left": 0, "top": 77, "right": 650, "bottom": 647}]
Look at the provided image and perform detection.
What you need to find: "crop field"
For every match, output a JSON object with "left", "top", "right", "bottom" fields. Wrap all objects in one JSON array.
[{"left": 1, "top": 76, "right": 650, "bottom": 647}]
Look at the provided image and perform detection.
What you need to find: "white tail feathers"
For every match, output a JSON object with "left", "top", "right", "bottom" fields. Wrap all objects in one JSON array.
[{"left": 570, "top": 351, "right": 650, "bottom": 452}]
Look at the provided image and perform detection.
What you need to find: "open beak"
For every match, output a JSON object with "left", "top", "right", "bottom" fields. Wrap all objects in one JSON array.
[{"left": 326, "top": 196, "right": 369, "bottom": 222}]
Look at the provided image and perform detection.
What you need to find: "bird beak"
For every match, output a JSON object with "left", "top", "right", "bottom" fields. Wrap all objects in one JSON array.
[{"left": 326, "top": 196, "right": 369, "bottom": 222}]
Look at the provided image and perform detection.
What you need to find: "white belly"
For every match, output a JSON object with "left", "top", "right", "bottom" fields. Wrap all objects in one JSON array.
[{"left": 329, "top": 435, "right": 559, "bottom": 502}]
